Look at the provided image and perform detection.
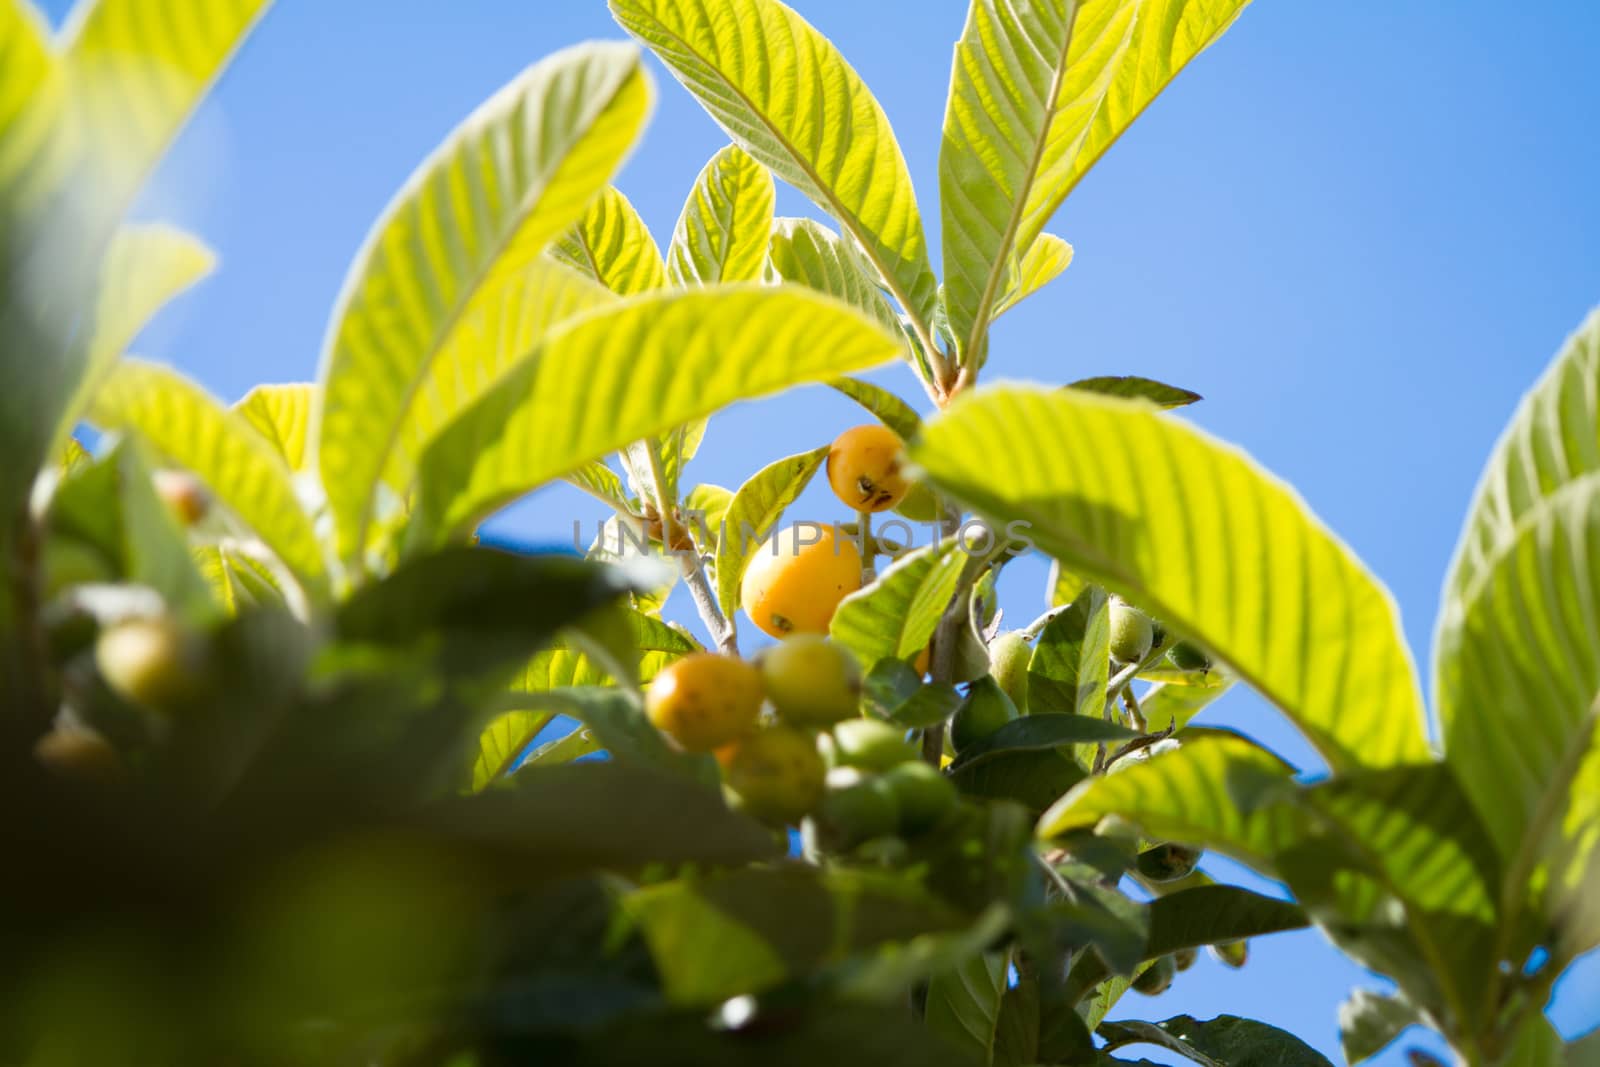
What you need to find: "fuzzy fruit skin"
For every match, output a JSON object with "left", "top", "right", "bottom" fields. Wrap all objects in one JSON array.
[
  {"left": 989, "top": 632, "right": 1031, "bottom": 713},
  {"left": 1167, "top": 641, "right": 1211, "bottom": 672},
  {"left": 153, "top": 470, "right": 210, "bottom": 526},
  {"left": 645, "top": 653, "right": 764, "bottom": 752},
  {"left": 721, "top": 726, "right": 826, "bottom": 826},
  {"left": 759, "top": 635, "right": 862, "bottom": 726},
  {"left": 1131, "top": 955, "right": 1177, "bottom": 995},
  {"left": 741, "top": 525, "right": 863, "bottom": 639},
  {"left": 827, "top": 424, "right": 909, "bottom": 513},
  {"left": 819, "top": 766, "right": 900, "bottom": 846},
  {"left": 1135, "top": 842, "right": 1203, "bottom": 882},
  {"left": 882, "top": 761, "right": 957, "bottom": 834},
  {"left": 830, "top": 719, "right": 918, "bottom": 771},
  {"left": 950, "top": 676, "right": 1018, "bottom": 752},
  {"left": 1108, "top": 598, "right": 1155, "bottom": 664},
  {"left": 94, "top": 617, "right": 202, "bottom": 713},
  {"left": 34, "top": 729, "right": 123, "bottom": 782}
]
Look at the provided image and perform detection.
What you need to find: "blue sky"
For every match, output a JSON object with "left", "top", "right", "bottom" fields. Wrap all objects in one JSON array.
[{"left": 38, "top": 0, "right": 1600, "bottom": 1061}]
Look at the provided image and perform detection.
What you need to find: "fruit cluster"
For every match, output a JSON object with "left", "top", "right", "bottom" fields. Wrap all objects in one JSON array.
[{"left": 645, "top": 634, "right": 956, "bottom": 839}]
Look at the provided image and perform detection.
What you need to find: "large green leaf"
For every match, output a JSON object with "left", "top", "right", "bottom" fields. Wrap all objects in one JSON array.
[
  {"left": 88, "top": 359, "right": 327, "bottom": 598},
  {"left": 1436, "top": 308, "right": 1600, "bottom": 891},
  {"left": 713, "top": 445, "right": 828, "bottom": 617},
  {"left": 235, "top": 382, "right": 314, "bottom": 472},
  {"left": 667, "top": 143, "right": 774, "bottom": 285},
  {"left": 316, "top": 42, "right": 650, "bottom": 563},
  {"left": 551, "top": 185, "right": 666, "bottom": 295},
  {"left": 925, "top": 953, "right": 1008, "bottom": 1066},
  {"left": 0, "top": 1, "right": 59, "bottom": 230},
  {"left": 830, "top": 541, "right": 965, "bottom": 666},
  {"left": 770, "top": 217, "right": 902, "bottom": 335},
  {"left": 410, "top": 285, "right": 899, "bottom": 544},
  {"left": 1027, "top": 584, "right": 1109, "bottom": 717},
  {"left": 911, "top": 385, "right": 1430, "bottom": 771},
  {"left": 611, "top": 0, "right": 938, "bottom": 333},
  {"left": 938, "top": 0, "right": 1137, "bottom": 360}
]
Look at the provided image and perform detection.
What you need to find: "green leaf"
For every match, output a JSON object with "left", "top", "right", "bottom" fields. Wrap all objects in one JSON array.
[
  {"left": 993, "top": 974, "right": 1042, "bottom": 1067},
  {"left": 889, "top": 681, "right": 963, "bottom": 728},
  {"left": 193, "top": 542, "right": 284, "bottom": 615},
  {"left": 667, "top": 143, "right": 774, "bottom": 285},
  {"left": 625, "top": 866, "right": 961, "bottom": 1005},
  {"left": 1099, "top": 1015, "right": 1333, "bottom": 1067},
  {"left": 611, "top": 0, "right": 939, "bottom": 332},
  {"left": 0, "top": 2, "right": 59, "bottom": 232},
  {"left": 1141, "top": 885, "right": 1309, "bottom": 959},
  {"left": 828, "top": 375, "right": 923, "bottom": 441},
  {"left": 1436, "top": 308, "right": 1600, "bottom": 908},
  {"left": 911, "top": 384, "right": 1430, "bottom": 771},
  {"left": 235, "top": 382, "right": 315, "bottom": 472},
  {"left": 551, "top": 185, "right": 666, "bottom": 295},
  {"left": 1338, "top": 989, "right": 1419, "bottom": 1065},
  {"left": 505, "top": 685, "right": 716, "bottom": 786},
  {"left": 951, "top": 747, "right": 1087, "bottom": 816},
  {"left": 1139, "top": 677, "right": 1234, "bottom": 731},
  {"left": 769, "top": 217, "right": 903, "bottom": 336},
  {"left": 950, "top": 712, "right": 1138, "bottom": 772},
  {"left": 1027, "top": 584, "right": 1110, "bottom": 717},
  {"left": 1068, "top": 374, "right": 1202, "bottom": 409},
  {"left": 514, "top": 611, "right": 697, "bottom": 691},
  {"left": 684, "top": 483, "right": 734, "bottom": 537},
  {"left": 830, "top": 541, "right": 965, "bottom": 665},
  {"left": 412, "top": 285, "right": 897, "bottom": 545},
  {"left": 88, "top": 359, "right": 327, "bottom": 599},
  {"left": 317, "top": 42, "right": 650, "bottom": 563},
  {"left": 939, "top": 0, "right": 1137, "bottom": 360},
  {"left": 471, "top": 709, "right": 556, "bottom": 791},
  {"left": 993, "top": 233, "right": 1073, "bottom": 321},
  {"left": 564, "top": 459, "right": 632, "bottom": 511},
  {"left": 711, "top": 445, "right": 828, "bottom": 616},
  {"left": 925, "top": 953, "right": 1007, "bottom": 1065}
]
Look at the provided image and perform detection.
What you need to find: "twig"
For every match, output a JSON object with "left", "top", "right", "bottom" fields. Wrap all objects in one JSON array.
[
  {"left": 642, "top": 437, "right": 737, "bottom": 656},
  {"left": 857, "top": 509, "right": 876, "bottom": 584},
  {"left": 1121, "top": 686, "right": 1147, "bottom": 733}
]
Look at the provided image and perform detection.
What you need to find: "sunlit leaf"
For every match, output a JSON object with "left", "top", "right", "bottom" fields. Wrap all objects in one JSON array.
[
  {"left": 912, "top": 385, "right": 1430, "bottom": 771},
  {"left": 939, "top": 0, "right": 1137, "bottom": 359},
  {"left": 512, "top": 609, "right": 698, "bottom": 691},
  {"left": 317, "top": 42, "right": 651, "bottom": 563},
  {"left": 993, "top": 233, "right": 1073, "bottom": 321},
  {"left": 551, "top": 185, "right": 666, "bottom": 295},
  {"left": 194, "top": 542, "right": 284, "bottom": 615},
  {"left": 770, "top": 217, "right": 902, "bottom": 335},
  {"left": 667, "top": 143, "right": 774, "bottom": 285},
  {"left": 1139, "top": 677, "right": 1233, "bottom": 731},
  {"left": 89, "top": 360, "right": 327, "bottom": 598},
  {"left": 1027, "top": 584, "right": 1109, "bottom": 718},
  {"left": 472, "top": 710, "right": 557, "bottom": 791},
  {"left": 411, "top": 285, "right": 899, "bottom": 545},
  {"left": 828, "top": 375, "right": 922, "bottom": 440},
  {"left": 714, "top": 445, "right": 828, "bottom": 617},
  {"left": 612, "top": 0, "right": 939, "bottom": 331},
  {"left": 830, "top": 541, "right": 965, "bottom": 666},
  {"left": 235, "top": 382, "right": 314, "bottom": 472}
]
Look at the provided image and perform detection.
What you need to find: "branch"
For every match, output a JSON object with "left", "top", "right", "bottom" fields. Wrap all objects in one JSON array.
[{"left": 641, "top": 437, "right": 737, "bottom": 656}]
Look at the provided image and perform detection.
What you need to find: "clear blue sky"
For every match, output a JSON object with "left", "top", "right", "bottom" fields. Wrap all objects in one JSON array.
[{"left": 38, "top": 0, "right": 1600, "bottom": 1061}]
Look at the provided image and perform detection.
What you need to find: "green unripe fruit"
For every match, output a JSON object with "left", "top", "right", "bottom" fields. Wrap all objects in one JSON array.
[
  {"left": 950, "top": 676, "right": 1018, "bottom": 752},
  {"left": 1167, "top": 641, "right": 1211, "bottom": 672},
  {"left": 1208, "top": 940, "right": 1249, "bottom": 969},
  {"left": 94, "top": 616, "right": 204, "bottom": 713},
  {"left": 1174, "top": 947, "right": 1199, "bottom": 972},
  {"left": 988, "top": 631, "right": 1031, "bottom": 713},
  {"left": 721, "top": 726, "right": 827, "bottom": 827},
  {"left": 882, "top": 760, "right": 957, "bottom": 834},
  {"left": 1108, "top": 598, "right": 1154, "bottom": 664},
  {"left": 830, "top": 719, "right": 918, "bottom": 771},
  {"left": 1131, "top": 955, "right": 1176, "bottom": 995},
  {"left": 951, "top": 621, "right": 992, "bottom": 684},
  {"left": 819, "top": 767, "right": 900, "bottom": 846},
  {"left": 1135, "top": 842, "right": 1203, "bottom": 883},
  {"left": 759, "top": 634, "right": 863, "bottom": 726}
]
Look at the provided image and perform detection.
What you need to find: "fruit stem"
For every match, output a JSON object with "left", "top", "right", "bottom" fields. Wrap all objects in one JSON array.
[
  {"left": 857, "top": 510, "right": 876, "bottom": 585},
  {"left": 641, "top": 436, "right": 738, "bottom": 656}
]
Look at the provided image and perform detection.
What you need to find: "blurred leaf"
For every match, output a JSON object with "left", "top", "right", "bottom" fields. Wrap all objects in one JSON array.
[
  {"left": 828, "top": 375, "right": 923, "bottom": 441},
  {"left": 831, "top": 541, "right": 965, "bottom": 665},
  {"left": 771, "top": 218, "right": 902, "bottom": 335},
  {"left": 714, "top": 445, "right": 828, "bottom": 616},
  {"left": 412, "top": 285, "right": 898, "bottom": 544},
  {"left": 515, "top": 609, "right": 699, "bottom": 692},
  {"left": 910, "top": 800, "right": 1036, "bottom": 914},
  {"left": 861, "top": 656, "right": 923, "bottom": 719},
  {"left": 951, "top": 747, "right": 1086, "bottom": 817},
  {"left": 829, "top": 905, "right": 1009, "bottom": 1001},
  {"left": 1046, "top": 877, "right": 1150, "bottom": 977},
  {"left": 565, "top": 459, "right": 632, "bottom": 511},
  {"left": 1099, "top": 1015, "right": 1333, "bottom": 1067},
  {"left": 472, "top": 710, "right": 557, "bottom": 790},
  {"left": 667, "top": 143, "right": 774, "bottom": 285},
  {"left": 0, "top": 2, "right": 59, "bottom": 243},
  {"left": 520, "top": 685, "right": 718, "bottom": 787},
  {"left": 1339, "top": 989, "right": 1419, "bottom": 1065},
  {"left": 88, "top": 359, "right": 327, "bottom": 598},
  {"left": 950, "top": 713, "right": 1138, "bottom": 772},
  {"left": 552, "top": 185, "right": 666, "bottom": 295},
  {"left": 625, "top": 866, "right": 961, "bottom": 1005},
  {"left": 912, "top": 384, "right": 1430, "bottom": 771},
  {"left": 1067, "top": 375, "right": 1202, "bottom": 409},
  {"left": 1048, "top": 557, "right": 1088, "bottom": 608},
  {"left": 925, "top": 952, "right": 1007, "bottom": 1065},
  {"left": 193, "top": 542, "right": 285, "bottom": 615},
  {"left": 235, "top": 383, "right": 315, "bottom": 472},
  {"left": 318, "top": 42, "right": 649, "bottom": 562},
  {"left": 993, "top": 972, "right": 1041, "bottom": 1067},
  {"left": 939, "top": 0, "right": 1136, "bottom": 359},
  {"left": 888, "top": 681, "right": 962, "bottom": 728},
  {"left": 992, "top": 234, "right": 1073, "bottom": 321},
  {"left": 611, "top": 0, "right": 938, "bottom": 330},
  {"left": 1027, "top": 584, "right": 1109, "bottom": 717}
]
